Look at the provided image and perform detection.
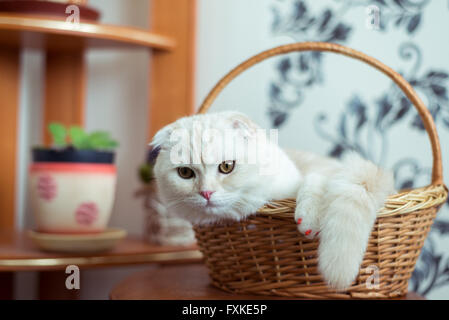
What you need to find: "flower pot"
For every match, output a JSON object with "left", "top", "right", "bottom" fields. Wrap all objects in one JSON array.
[{"left": 29, "top": 148, "right": 117, "bottom": 234}]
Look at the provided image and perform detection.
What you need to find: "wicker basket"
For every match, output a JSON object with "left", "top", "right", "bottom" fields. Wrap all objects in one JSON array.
[{"left": 193, "top": 42, "right": 448, "bottom": 299}]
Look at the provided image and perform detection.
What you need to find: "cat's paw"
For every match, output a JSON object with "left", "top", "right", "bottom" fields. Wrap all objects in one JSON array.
[
  {"left": 295, "top": 199, "right": 321, "bottom": 240},
  {"left": 294, "top": 173, "right": 328, "bottom": 240}
]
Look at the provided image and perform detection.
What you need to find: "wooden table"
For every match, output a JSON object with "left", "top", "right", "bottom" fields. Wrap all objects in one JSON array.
[
  {"left": 0, "top": 230, "right": 201, "bottom": 299},
  {"left": 110, "top": 264, "right": 424, "bottom": 300}
]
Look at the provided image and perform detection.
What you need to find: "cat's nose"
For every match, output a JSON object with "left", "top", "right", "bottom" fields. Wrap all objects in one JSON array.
[{"left": 200, "top": 190, "right": 214, "bottom": 200}]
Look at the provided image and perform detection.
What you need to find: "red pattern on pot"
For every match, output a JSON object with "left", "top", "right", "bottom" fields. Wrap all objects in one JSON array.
[
  {"left": 37, "top": 174, "right": 57, "bottom": 201},
  {"left": 75, "top": 202, "right": 99, "bottom": 226}
]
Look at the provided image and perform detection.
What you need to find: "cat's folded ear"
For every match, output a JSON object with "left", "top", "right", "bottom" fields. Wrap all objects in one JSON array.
[
  {"left": 147, "top": 145, "right": 161, "bottom": 164},
  {"left": 149, "top": 123, "right": 174, "bottom": 155},
  {"left": 225, "top": 111, "right": 260, "bottom": 138}
]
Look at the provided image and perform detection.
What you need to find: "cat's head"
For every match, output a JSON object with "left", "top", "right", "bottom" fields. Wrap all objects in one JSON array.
[{"left": 149, "top": 111, "right": 271, "bottom": 225}]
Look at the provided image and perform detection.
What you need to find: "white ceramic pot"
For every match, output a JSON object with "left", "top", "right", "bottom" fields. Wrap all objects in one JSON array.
[{"left": 29, "top": 162, "right": 117, "bottom": 234}]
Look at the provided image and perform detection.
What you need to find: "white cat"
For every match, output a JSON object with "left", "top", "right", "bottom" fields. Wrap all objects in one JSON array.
[{"left": 150, "top": 111, "right": 395, "bottom": 290}]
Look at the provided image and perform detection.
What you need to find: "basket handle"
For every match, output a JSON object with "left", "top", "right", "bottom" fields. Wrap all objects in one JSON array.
[{"left": 197, "top": 42, "right": 443, "bottom": 186}]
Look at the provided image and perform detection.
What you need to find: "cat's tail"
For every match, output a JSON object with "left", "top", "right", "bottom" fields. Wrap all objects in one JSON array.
[{"left": 318, "top": 152, "right": 395, "bottom": 290}]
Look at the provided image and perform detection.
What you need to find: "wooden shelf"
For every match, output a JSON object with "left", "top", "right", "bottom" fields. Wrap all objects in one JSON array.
[
  {"left": 0, "top": 13, "right": 176, "bottom": 50},
  {"left": 0, "top": 230, "right": 201, "bottom": 271}
]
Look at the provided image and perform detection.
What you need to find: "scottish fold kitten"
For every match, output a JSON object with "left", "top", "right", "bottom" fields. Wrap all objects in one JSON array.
[
  {"left": 150, "top": 111, "right": 395, "bottom": 290},
  {"left": 150, "top": 111, "right": 302, "bottom": 224}
]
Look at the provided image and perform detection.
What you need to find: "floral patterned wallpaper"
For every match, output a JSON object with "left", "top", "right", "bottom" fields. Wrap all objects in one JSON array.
[{"left": 267, "top": 0, "right": 449, "bottom": 298}]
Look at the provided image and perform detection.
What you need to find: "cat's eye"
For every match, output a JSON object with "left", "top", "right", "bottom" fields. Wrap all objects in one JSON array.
[
  {"left": 177, "top": 167, "right": 195, "bottom": 179},
  {"left": 218, "top": 160, "right": 235, "bottom": 174}
]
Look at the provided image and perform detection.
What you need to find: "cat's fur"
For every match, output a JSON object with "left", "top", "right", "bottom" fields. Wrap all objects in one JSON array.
[{"left": 150, "top": 111, "right": 395, "bottom": 290}]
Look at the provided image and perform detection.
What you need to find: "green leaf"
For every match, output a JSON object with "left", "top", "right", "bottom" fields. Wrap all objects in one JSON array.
[
  {"left": 69, "top": 126, "right": 89, "bottom": 149},
  {"left": 139, "top": 164, "right": 154, "bottom": 183},
  {"left": 47, "top": 123, "right": 118, "bottom": 150},
  {"left": 104, "top": 140, "right": 119, "bottom": 149},
  {"left": 86, "top": 131, "right": 118, "bottom": 150},
  {"left": 48, "top": 123, "right": 67, "bottom": 147},
  {"left": 87, "top": 131, "right": 110, "bottom": 149}
]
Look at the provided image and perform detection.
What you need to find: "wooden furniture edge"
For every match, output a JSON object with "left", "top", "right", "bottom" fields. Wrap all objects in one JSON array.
[
  {"left": 0, "top": 249, "right": 202, "bottom": 271},
  {"left": 0, "top": 12, "right": 176, "bottom": 50}
]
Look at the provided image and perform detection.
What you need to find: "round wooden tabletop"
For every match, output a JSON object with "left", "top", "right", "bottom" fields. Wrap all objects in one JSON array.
[{"left": 110, "top": 263, "right": 424, "bottom": 300}]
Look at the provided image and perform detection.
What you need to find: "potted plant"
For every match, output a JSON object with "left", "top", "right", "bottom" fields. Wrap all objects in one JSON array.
[{"left": 29, "top": 123, "right": 118, "bottom": 234}]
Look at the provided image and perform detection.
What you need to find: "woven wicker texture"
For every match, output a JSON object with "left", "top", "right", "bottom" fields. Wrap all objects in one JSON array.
[{"left": 193, "top": 42, "right": 448, "bottom": 298}]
